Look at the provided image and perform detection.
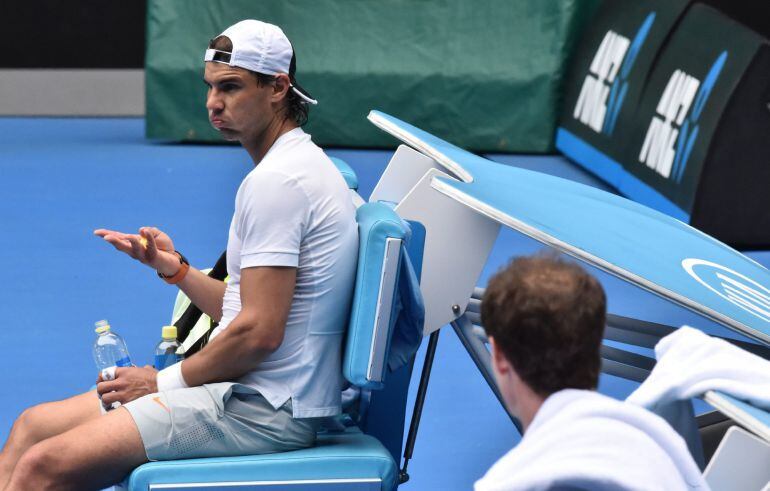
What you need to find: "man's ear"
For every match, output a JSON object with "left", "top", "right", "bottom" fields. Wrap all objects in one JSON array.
[
  {"left": 271, "top": 73, "right": 291, "bottom": 102},
  {"left": 489, "top": 336, "right": 512, "bottom": 377}
]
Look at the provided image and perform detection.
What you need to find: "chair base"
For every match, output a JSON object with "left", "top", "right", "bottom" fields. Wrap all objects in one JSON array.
[{"left": 127, "top": 427, "right": 398, "bottom": 491}]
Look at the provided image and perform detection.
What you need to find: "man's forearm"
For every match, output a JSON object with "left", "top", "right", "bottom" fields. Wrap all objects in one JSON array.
[
  {"left": 175, "top": 267, "right": 227, "bottom": 322},
  {"left": 176, "top": 311, "right": 278, "bottom": 387},
  {"left": 152, "top": 248, "right": 227, "bottom": 322}
]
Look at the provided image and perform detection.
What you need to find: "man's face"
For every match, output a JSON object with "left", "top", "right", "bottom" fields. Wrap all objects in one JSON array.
[{"left": 203, "top": 62, "right": 275, "bottom": 143}]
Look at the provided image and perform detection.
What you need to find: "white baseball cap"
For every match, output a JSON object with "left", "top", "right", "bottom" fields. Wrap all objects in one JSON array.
[{"left": 204, "top": 19, "right": 317, "bottom": 105}]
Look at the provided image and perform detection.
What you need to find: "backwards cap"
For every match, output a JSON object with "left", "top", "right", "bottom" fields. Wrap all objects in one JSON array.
[{"left": 204, "top": 19, "right": 317, "bottom": 105}]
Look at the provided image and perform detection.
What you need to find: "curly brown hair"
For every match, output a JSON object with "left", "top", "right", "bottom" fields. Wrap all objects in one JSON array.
[
  {"left": 208, "top": 35, "right": 309, "bottom": 126},
  {"left": 481, "top": 253, "right": 606, "bottom": 397}
]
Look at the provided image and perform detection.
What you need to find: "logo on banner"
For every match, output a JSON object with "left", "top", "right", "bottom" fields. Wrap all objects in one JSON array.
[
  {"left": 573, "top": 13, "right": 656, "bottom": 135},
  {"left": 682, "top": 258, "right": 770, "bottom": 323},
  {"left": 639, "top": 52, "right": 728, "bottom": 182}
]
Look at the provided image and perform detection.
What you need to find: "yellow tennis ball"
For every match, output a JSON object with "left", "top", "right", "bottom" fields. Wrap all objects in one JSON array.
[{"left": 140, "top": 237, "right": 148, "bottom": 248}]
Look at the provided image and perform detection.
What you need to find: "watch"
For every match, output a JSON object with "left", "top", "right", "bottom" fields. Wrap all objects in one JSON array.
[{"left": 157, "top": 251, "right": 190, "bottom": 285}]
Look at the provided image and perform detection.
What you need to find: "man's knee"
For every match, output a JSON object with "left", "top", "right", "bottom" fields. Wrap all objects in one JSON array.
[
  {"left": 10, "top": 405, "right": 50, "bottom": 447},
  {"left": 11, "top": 440, "right": 66, "bottom": 487}
]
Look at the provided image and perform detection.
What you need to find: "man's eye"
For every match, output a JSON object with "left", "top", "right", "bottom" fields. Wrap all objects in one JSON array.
[{"left": 220, "top": 83, "right": 239, "bottom": 92}]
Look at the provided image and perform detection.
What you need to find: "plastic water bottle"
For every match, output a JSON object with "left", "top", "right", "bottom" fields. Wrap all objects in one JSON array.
[
  {"left": 93, "top": 319, "right": 132, "bottom": 411},
  {"left": 154, "top": 325, "right": 182, "bottom": 370},
  {"left": 92, "top": 319, "right": 132, "bottom": 370}
]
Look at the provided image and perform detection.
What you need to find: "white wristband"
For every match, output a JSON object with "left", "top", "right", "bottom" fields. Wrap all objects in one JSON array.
[{"left": 156, "top": 361, "right": 189, "bottom": 392}]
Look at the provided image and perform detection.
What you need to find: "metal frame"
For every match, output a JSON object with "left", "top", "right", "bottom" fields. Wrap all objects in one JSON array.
[
  {"left": 450, "top": 313, "right": 522, "bottom": 432},
  {"left": 450, "top": 286, "right": 770, "bottom": 438}
]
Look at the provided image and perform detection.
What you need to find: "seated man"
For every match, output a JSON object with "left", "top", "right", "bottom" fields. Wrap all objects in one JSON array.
[
  {"left": 475, "top": 254, "right": 708, "bottom": 491},
  {"left": 0, "top": 19, "right": 358, "bottom": 490}
]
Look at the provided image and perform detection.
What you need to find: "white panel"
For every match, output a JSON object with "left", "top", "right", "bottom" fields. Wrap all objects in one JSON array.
[
  {"left": 704, "top": 426, "right": 770, "bottom": 491},
  {"left": 367, "top": 111, "right": 473, "bottom": 182},
  {"left": 367, "top": 238, "right": 402, "bottom": 382},
  {"left": 369, "top": 145, "right": 448, "bottom": 204},
  {"left": 0, "top": 69, "right": 144, "bottom": 116},
  {"left": 395, "top": 169, "right": 500, "bottom": 334}
]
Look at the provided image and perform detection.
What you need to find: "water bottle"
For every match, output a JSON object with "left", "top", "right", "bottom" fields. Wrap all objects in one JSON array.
[
  {"left": 93, "top": 319, "right": 132, "bottom": 411},
  {"left": 154, "top": 325, "right": 182, "bottom": 370},
  {"left": 92, "top": 319, "right": 132, "bottom": 370}
]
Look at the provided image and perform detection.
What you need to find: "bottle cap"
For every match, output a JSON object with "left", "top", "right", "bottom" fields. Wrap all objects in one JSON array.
[
  {"left": 95, "top": 319, "right": 111, "bottom": 334},
  {"left": 162, "top": 325, "right": 178, "bottom": 340}
]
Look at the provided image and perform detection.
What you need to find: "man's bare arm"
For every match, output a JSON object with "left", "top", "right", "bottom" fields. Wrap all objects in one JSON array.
[
  {"left": 98, "top": 266, "right": 293, "bottom": 403},
  {"left": 173, "top": 267, "right": 227, "bottom": 322},
  {"left": 180, "top": 266, "right": 295, "bottom": 386}
]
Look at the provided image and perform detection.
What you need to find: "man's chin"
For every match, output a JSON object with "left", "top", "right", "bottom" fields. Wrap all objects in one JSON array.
[{"left": 217, "top": 129, "right": 239, "bottom": 142}]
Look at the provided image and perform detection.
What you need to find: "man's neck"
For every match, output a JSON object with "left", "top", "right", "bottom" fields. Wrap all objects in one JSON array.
[
  {"left": 513, "top": 385, "right": 546, "bottom": 433},
  {"left": 243, "top": 116, "right": 298, "bottom": 165}
]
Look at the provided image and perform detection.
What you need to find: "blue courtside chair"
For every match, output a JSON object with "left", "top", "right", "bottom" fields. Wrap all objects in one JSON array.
[{"left": 125, "top": 171, "right": 422, "bottom": 490}]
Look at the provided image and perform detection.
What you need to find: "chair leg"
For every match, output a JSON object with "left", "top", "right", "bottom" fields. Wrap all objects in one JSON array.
[{"left": 399, "top": 329, "right": 440, "bottom": 484}]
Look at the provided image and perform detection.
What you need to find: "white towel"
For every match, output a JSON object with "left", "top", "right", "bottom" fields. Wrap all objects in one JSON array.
[
  {"left": 627, "top": 326, "right": 770, "bottom": 410},
  {"left": 475, "top": 389, "right": 707, "bottom": 491}
]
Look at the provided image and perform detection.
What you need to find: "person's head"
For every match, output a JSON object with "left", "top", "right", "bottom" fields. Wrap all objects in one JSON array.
[
  {"left": 203, "top": 20, "right": 315, "bottom": 145},
  {"left": 482, "top": 253, "right": 606, "bottom": 418}
]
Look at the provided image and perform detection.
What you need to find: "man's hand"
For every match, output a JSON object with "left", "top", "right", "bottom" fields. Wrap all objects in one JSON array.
[
  {"left": 94, "top": 226, "right": 182, "bottom": 276},
  {"left": 96, "top": 366, "right": 159, "bottom": 406}
]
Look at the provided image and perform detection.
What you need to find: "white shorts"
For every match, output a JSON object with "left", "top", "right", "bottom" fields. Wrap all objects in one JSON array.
[{"left": 118, "top": 382, "right": 319, "bottom": 461}]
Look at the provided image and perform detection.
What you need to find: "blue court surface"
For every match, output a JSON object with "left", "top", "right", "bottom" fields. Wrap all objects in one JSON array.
[{"left": 0, "top": 118, "right": 765, "bottom": 489}]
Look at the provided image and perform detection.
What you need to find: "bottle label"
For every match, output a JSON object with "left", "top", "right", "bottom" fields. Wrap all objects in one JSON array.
[
  {"left": 115, "top": 356, "right": 132, "bottom": 367},
  {"left": 154, "top": 353, "right": 182, "bottom": 371}
]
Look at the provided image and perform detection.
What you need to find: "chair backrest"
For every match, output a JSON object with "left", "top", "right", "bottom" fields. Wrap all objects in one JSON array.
[
  {"left": 329, "top": 156, "right": 359, "bottom": 191},
  {"left": 343, "top": 202, "right": 409, "bottom": 391}
]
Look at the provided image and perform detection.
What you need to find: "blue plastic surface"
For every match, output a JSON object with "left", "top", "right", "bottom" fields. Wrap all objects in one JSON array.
[{"left": 369, "top": 110, "right": 770, "bottom": 345}]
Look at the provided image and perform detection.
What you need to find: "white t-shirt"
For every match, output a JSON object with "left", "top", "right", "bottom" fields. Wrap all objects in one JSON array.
[
  {"left": 475, "top": 389, "right": 707, "bottom": 491},
  {"left": 212, "top": 127, "right": 358, "bottom": 418}
]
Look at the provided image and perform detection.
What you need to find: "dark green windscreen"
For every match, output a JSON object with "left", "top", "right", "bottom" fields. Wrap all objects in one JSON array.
[{"left": 145, "top": 0, "right": 599, "bottom": 152}]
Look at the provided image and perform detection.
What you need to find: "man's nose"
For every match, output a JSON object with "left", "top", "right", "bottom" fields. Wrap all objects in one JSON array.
[{"left": 206, "top": 91, "right": 224, "bottom": 112}]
